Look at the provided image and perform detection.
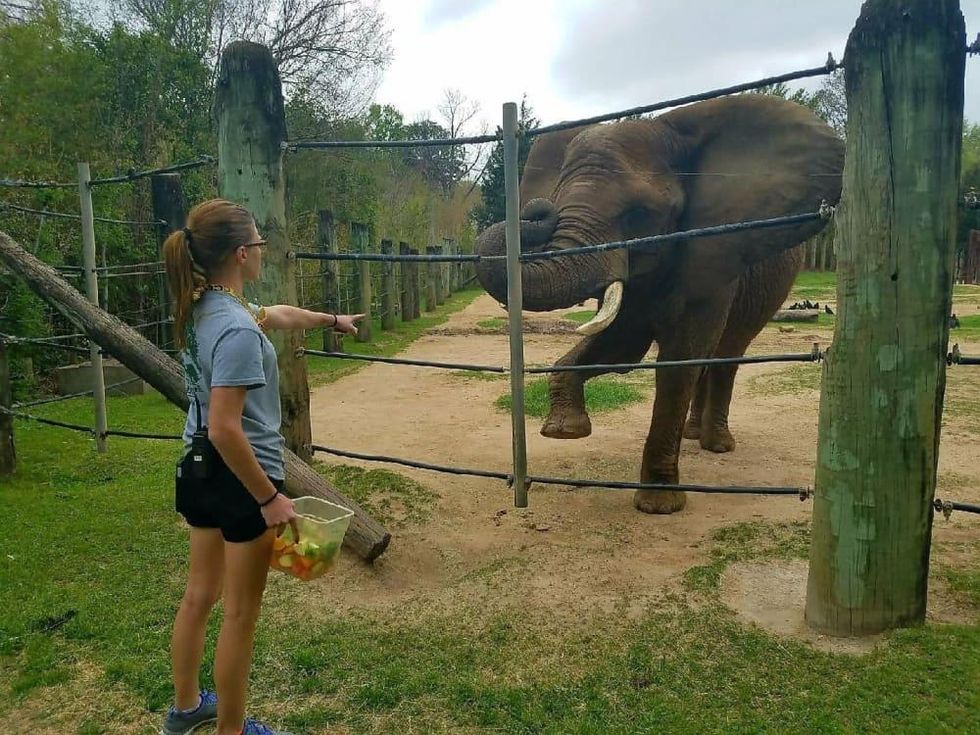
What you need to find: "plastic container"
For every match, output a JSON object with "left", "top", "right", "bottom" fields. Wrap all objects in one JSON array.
[{"left": 269, "top": 496, "right": 354, "bottom": 581}]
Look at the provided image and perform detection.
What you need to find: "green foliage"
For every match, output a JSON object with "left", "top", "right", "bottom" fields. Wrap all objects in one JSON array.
[{"left": 473, "top": 96, "right": 538, "bottom": 230}]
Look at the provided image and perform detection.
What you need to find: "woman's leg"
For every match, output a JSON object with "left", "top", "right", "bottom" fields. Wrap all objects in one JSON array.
[
  {"left": 215, "top": 528, "right": 275, "bottom": 735},
  {"left": 171, "top": 527, "right": 225, "bottom": 709}
]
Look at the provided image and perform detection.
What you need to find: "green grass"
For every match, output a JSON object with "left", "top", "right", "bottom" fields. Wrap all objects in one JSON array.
[
  {"left": 5, "top": 280, "right": 980, "bottom": 732},
  {"left": 476, "top": 317, "right": 506, "bottom": 330},
  {"left": 564, "top": 310, "right": 596, "bottom": 325},
  {"left": 789, "top": 271, "right": 836, "bottom": 301},
  {"left": 747, "top": 364, "right": 822, "bottom": 397},
  {"left": 683, "top": 521, "right": 811, "bottom": 594},
  {"left": 304, "top": 287, "right": 484, "bottom": 386},
  {"left": 314, "top": 461, "right": 438, "bottom": 528},
  {"left": 951, "top": 313, "right": 980, "bottom": 341},
  {"left": 4, "top": 420, "right": 980, "bottom": 734},
  {"left": 495, "top": 378, "right": 646, "bottom": 418}
]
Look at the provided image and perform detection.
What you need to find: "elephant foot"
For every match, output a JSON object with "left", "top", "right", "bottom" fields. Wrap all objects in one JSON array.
[
  {"left": 541, "top": 410, "right": 592, "bottom": 439},
  {"left": 633, "top": 489, "right": 687, "bottom": 515},
  {"left": 682, "top": 418, "right": 701, "bottom": 441},
  {"left": 700, "top": 425, "right": 736, "bottom": 454}
]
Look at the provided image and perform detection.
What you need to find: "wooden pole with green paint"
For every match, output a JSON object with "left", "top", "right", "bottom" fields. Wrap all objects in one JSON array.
[
  {"left": 214, "top": 41, "right": 312, "bottom": 461},
  {"left": 805, "top": 0, "right": 966, "bottom": 636}
]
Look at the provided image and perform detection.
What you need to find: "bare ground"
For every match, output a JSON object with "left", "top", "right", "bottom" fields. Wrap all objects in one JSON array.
[{"left": 302, "top": 292, "right": 980, "bottom": 643}]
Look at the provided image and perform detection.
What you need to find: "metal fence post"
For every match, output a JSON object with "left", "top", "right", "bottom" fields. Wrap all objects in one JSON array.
[
  {"left": 503, "top": 102, "right": 528, "bottom": 507},
  {"left": 78, "top": 162, "right": 108, "bottom": 453}
]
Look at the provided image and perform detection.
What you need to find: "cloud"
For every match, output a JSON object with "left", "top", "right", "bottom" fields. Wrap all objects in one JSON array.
[
  {"left": 424, "top": 0, "right": 497, "bottom": 27},
  {"left": 550, "top": 0, "right": 980, "bottom": 121}
]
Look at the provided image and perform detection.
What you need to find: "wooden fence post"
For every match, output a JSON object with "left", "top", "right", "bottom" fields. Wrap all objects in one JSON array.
[
  {"left": 805, "top": 0, "right": 965, "bottom": 636},
  {"left": 317, "top": 210, "right": 341, "bottom": 351},
  {"left": 425, "top": 247, "right": 438, "bottom": 311},
  {"left": 215, "top": 41, "right": 311, "bottom": 461},
  {"left": 409, "top": 248, "right": 422, "bottom": 319},
  {"left": 441, "top": 238, "right": 452, "bottom": 301},
  {"left": 0, "top": 339, "right": 15, "bottom": 476},
  {"left": 352, "top": 223, "right": 372, "bottom": 342},
  {"left": 399, "top": 242, "right": 414, "bottom": 322},
  {"left": 151, "top": 173, "right": 188, "bottom": 348},
  {"left": 381, "top": 239, "right": 396, "bottom": 330}
]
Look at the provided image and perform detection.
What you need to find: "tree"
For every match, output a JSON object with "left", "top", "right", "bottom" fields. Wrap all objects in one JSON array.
[
  {"left": 473, "top": 95, "right": 538, "bottom": 230},
  {"left": 114, "top": 0, "right": 392, "bottom": 115}
]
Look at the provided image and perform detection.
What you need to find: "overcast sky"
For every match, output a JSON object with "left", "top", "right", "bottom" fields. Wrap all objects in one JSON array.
[{"left": 375, "top": 0, "right": 980, "bottom": 133}]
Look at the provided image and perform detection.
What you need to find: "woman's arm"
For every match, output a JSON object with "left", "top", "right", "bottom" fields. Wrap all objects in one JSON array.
[
  {"left": 208, "top": 386, "right": 279, "bottom": 503},
  {"left": 209, "top": 386, "right": 299, "bottom": 536},
  {"left": 263, "top": 305, "right": 363, "bottom": 334}
]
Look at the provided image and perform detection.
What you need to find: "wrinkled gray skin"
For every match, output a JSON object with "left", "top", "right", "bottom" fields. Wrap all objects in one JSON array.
[{"left": 476, "top": 95, "right": 844, "bottom": 514}]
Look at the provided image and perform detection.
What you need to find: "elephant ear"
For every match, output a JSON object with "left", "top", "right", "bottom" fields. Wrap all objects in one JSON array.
[{"left": 662, "top": 95, "right": 844, "bottom": 295}]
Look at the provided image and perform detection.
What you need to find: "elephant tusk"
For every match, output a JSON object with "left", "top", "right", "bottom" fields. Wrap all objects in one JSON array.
[{"left": 576, "top": 281, "right": 624, "bottom": 336}]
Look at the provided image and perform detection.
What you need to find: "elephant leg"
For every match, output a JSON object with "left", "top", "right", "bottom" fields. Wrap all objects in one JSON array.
[
  {"left": 683, "top": 370, "right": 708, "bottom": 440},
  {"left": 542, "top": 317, "right": 654, "bottom": 440},
  {"left": 634, "top": 307, "right": 730, "bottom": 515},
  {"left": 699, "top": 248, "right": 804, "bottom": 453}
]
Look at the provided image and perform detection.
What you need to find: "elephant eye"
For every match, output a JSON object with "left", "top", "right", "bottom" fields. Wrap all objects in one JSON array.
[{"left": 621, "top": 206, "right": 654, "bottom": 235}]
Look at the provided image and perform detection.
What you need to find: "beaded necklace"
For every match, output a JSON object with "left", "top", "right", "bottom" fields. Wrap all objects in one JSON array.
[{"left": 204, "top": 283, "right": 268, "bottom": 329}]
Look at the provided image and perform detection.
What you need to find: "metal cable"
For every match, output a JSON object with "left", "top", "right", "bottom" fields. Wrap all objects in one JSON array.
[
  {"left": 528, "top": 474, "right": 812, "bottom": 498},
  {"left": 0, "top": 406, "right": 95, "bottom": 434},
  {"left": 13, "top": 376, "right": 144, "bottom": 409},
  {"left": 934, "top": 498, "right": 980, "bottom": 518},
  {"left": 528, "top": 349, "right": 822, "bottom": 374},
  {"left": 292, "top": 209, "right": 828, "bottom": 266},
  {"left": 0, "top": 177, "right": 76, "bottom": 189},
  {"left": 88, "top": 156, "right": 216, "bottom": 186},
  {"left": 0, "top": 202, "right": 166, "bottom": 227},
  {"left": 309, "top": 444, "right": 512, "bottom": 480},
  {"left": 285, "top": 133, "right": 500, "bottom": 151},
  {"left": 298, "top": 348, "right": 506, "bottom": 373},
  {"left": 528, "top": 56, "right": 841, "bottom": 137},
  {"left": 102, "top": 429, "right": 181, "bottom": 440}
]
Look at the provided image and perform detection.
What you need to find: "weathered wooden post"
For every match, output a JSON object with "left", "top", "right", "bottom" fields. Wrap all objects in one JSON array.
[
  {"left": 0, "top": 338, "right": 15, "bottom": 476},
  {"left": 425, "top": 246, "right": 438, "bottom": 311},
  {"left": 316, "top": 210, "right": 340, "bottom": 351},
  {"left": 151, "top": 173, "right": 188, "bottom": 347},
  {"left": 381, "top": 239, "right": 396, "bottom": 330},
  {"left": 806, "top": 0, "right": 966, "bottom": 636},
  {"left": 410, "top": 247, "right": 422, "bottom": 319},
  {"left": 434, "top": 243, "right": 446, "bottom": 306},
  {"left": 215, "top": 41, "right": 312, "bottom": 461},
  {"left": 399, "top": 242, "right": 414, "bottom": 322},
  {"left": 441, "top": 237, "right": 452, "bottom": 301},
  {"left": 351, "top": 223, "right": 372, "bottom": 342}
]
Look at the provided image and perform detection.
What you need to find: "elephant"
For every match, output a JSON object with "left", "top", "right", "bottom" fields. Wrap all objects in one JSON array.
[{"left": 475, "top": 94, "right": 844, "bottom": 515}]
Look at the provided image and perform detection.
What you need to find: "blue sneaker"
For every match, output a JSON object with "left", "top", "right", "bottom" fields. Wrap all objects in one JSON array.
[
  {"left": 242, "top": 717, "right": 295, "bottom": 735},
  {"left": 159, "top": 689, "right": 218, "bottom": 735}
]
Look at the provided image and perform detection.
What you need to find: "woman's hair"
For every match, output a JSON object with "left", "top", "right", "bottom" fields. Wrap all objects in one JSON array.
[{"left": 162, "top": 198, "right": 256, "bottom": 348}]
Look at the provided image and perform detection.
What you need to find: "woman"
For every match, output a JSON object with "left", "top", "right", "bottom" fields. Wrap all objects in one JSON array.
[{"left": 159, "top": 199, "right": 361, "bottom": 735}]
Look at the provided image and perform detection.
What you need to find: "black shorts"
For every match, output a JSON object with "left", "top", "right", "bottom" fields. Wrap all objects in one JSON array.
[{"left": 175, "top": 452, "right": 284, "bottom": 543}]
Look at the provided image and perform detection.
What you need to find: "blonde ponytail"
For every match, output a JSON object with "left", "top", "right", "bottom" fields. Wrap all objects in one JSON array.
[{"left": 161, "top": 198, "right": 258, "bottom": 349}]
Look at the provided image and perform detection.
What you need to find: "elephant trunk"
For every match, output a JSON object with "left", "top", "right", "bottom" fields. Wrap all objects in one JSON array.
[{"left": 475, "top": 216, "right": 619, "bottom": 312}]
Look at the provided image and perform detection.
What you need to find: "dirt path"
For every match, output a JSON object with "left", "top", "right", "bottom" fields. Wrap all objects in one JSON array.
[{"left": 303, "top": 293, "right": 980, "bottom": 631}]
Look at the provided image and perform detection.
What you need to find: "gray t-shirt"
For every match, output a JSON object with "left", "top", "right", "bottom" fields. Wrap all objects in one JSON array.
[{"left": 180, "top": 290, "right": 285, "bottom": 480}]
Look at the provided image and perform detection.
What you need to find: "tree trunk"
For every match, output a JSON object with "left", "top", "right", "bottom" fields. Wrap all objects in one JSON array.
[
  {"left": 805, "top": 0, "right": 965, "bottom": 636},
  {"left": 151, "top": 173, "right": 188, "bottom": 348},
  {"left": 215, "top": 41, "right": 312, "bottom": 462},
  {"left": 0, "top": 230, "right": 391, "bottom": 562}
]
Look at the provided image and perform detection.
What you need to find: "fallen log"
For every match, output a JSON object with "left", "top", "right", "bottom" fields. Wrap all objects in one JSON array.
[
  {"left": 0, "top": 230, "right": 391, "bottom": 562},
  {"left": 772, "top": 309, "right": 821, "bottom": 323}
]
